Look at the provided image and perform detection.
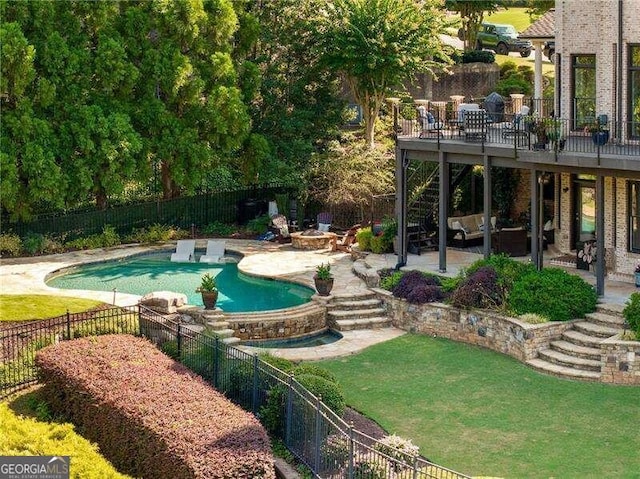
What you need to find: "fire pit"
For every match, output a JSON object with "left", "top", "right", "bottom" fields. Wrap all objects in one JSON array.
[{"left": 290, "top": 230, "right": 337, "bottom": 250}]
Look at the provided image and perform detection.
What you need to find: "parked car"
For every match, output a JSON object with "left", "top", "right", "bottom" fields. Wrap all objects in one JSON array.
[
  {"left": 543, "top": 40, "right": 555, "bottom": 62},
  {"left": 473, "top": 23, "right": 532, "bottom": 57}
]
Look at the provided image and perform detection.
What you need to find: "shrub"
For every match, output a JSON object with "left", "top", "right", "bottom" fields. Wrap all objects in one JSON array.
[
  {"left": 373, "top": 434, "right": 420, "bottom": 472},
  {"left": 353, "top": 461, "right": 386, "bottom": 479},
  {"left": 0, "top": 402, "right": 131, "bottom": 478},
  {"left": 622, "top": 292, "right": 640, "bottom": 339},
  {"left": 202, "top": 221, "right": 236, "bottom": 236},
  {"left": 356, "top": 227, "right": 373, "bottom": 251},
  {"left": 369, "top": 235, "right": 389, "bottom": 254},
  {"left": 293, "top": 363, "right": 338, "bottom": 383},
  {"left": 35, "top": 335, "right": 275, "bottom": 479},
  {"left": 449, "top": 266, "right": 502, "bottom": 309},
  {"left": 0, "top": 233, "right": 22, "bottom": 256},
  {"left": 295, "top": 374, "right": 345, "bottom": 417},
  {"left": 125, "top": 224, "right": 187, "bottom": 244},
  {"left": 462, "top": 49, "right": 495, "bottom": 64},
  {"left": 246, "top": 214, "right": 271, "bottom": 234},
  {"left": 406, "top": 284, "right": 443, "bottom": 304},
  {"left": 509, "top": 268, "right": 597, "bottom": 321},
  {"left": 259, "top": 352, "right": 295, "bottom": 373},
  {"left": 440, "top": 276, "right": 462, "bottom": 293},
  {"left": 466, "top": 254, "right": 534, "bottom": 299},
  {"left": 22, "top": 233, "right": 46, "bottom": 255},
  {"left": 380, "top": 270, "right": 404, "bottom": 291},
  {"left": 518, "top": 313, "right": 549, "bottom": 324},
  {"left": 392, "top": 270, "right": 439, "bottom": 299},
  {"left": 65, "top": 226, "right": 121, "bottom": 250}
]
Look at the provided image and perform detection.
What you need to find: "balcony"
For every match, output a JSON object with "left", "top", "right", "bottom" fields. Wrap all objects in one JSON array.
[{"left": 395, "top": 99, "right": 640, "bottom": 174}]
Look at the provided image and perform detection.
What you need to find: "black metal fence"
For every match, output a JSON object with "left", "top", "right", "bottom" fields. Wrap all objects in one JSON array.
[
  {"left": 1, "top": 305, "right": 470, "bottom": 478},
  {"left": 3, "top": 184, "right": 295, "bottom": 239}
]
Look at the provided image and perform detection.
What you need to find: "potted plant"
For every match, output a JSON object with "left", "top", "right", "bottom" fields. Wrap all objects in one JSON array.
[
  {"left": 196, "top": 273, "right": 218, "bottom": 309},
  {"left": 314, "top": 262, "right": 334, "bottom": 296},
  {"left": 584, "top": 118, "right": 609, "bottom": 146},
  {"left": 635, "top": 263, "right": 640, "bottom": 288}
]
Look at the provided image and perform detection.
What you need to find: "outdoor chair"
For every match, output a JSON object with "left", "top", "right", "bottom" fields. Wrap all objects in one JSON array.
[
  {"left": 501, "top": 105, "right": 530, "bottom": 140},
  {"left": 270, "top": 214, "right": 291, "bottom": 242},
  {"left": 332, "top": 225, "right": 359, "bottom": 252},
  {"left": 170, "top": 239, "right": 196, "bottom": 262},
  {"left": 452, "top": 103, "right": 480, "bottom": 136},
  {"left": 463, "top": 109, "right": 488, "bottom": 142},
  {"left": 417, "top": 106, "right": 444, "bottom": 138},
  {"left": 316, "top": 212, "right": 332, "bottom": 232},
  {"left": 200, "top": 239, "right": 226, "bottom": 263}
]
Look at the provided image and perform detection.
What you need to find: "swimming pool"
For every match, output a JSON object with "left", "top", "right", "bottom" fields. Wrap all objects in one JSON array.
[{"left": 46, "top": 253, "right": 314, "bottom": 312}]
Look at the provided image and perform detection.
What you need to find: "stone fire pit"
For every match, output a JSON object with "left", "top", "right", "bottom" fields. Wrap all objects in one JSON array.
[{"left": 290, "top": 230, "right": 337, "bottom": 250}]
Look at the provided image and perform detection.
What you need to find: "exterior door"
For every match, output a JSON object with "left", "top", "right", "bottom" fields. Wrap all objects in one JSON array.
[{"left": 573, "top": 179, "right": 597, "bottom": 248}]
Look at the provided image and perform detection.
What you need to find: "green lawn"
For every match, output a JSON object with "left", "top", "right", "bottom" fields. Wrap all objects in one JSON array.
[
  {"left": 317, "top": 334, "right": 639, "bottom": 479},
  {"left": 0, "top": 295, "right": 104, "bottom": 322},
  {"left": 484, "top": 7, "right": 532, "bottom": 33}
]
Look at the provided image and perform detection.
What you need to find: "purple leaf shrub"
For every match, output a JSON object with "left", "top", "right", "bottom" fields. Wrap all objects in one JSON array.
[
  {"left": 450, "top": 266, "right": 502, "bottom": 309},
  {"left": 392, "top": 271, "right": 440, "bottom": 299}
]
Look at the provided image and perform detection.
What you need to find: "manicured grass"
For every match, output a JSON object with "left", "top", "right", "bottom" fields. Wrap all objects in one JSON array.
[
  {"left": 484, "top": 7, "right": 532, "bottom": 33},
  {"left": 317, "top": 334, "right": 639, "bottom": 478},
  {"left": 495, "top": 54, "right": 555, "bottom": 76},
  {"left": 1, "top": 391, "right": 132, "bottom": 478},
  {"left": 0, "top": 295, "right": 103, "bottom": 322}
]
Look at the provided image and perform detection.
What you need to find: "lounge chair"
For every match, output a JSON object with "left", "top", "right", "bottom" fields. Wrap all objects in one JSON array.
[
  {"left": 417, "top": 106, "right": 444, "bottom": 138},
  {"left": 332, "top": 225, "right": 359, "bottom": 252},
  {"left": 200, "top": 239, "right": 226, "bottom": 263},
  {"left": 270, "top": 214, "right": 291, "bottom": 242},
  {"left": 463, "top": 109, "right": 488, "bottom": 142},
  {"left": 501, "top": 105, "right": 530, "bottom": 139},
  {"left": 170, "top": 239, "right": 196, "bottom": 262},
  {"left": 316, "top": 212, "right": 332, "bottom": 232}
]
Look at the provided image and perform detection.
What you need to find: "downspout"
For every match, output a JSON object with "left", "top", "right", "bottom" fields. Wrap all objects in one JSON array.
[{"left": 617, "top": 0, "right": 623, "bottom": 143}]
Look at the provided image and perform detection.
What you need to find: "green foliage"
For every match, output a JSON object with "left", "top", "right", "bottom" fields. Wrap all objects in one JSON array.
[
  {"left": 518, "top": 313, "right": 549, "bottom": 324},
  {"left": 196, "top": 273, "right": 218, "bottom": 293},
  {"left": 315, "top": 263, "right": 332, "bottom": 280},
  {"left": 259, "top": 353, "right": 296, "bottom": 373},
  {"left": 491, "top": 167, "right": 521, "bottom": 221},
  {"left": 446, "top": 0, "right": 502, "bottom": 52},
  {"left": 462, "top": 50, "right": 495, "bottom": 63},
  {"left": 509, "top": 268, "right": 598, "bottom": 321},
  {"left": 496, "top": 60, "right": 533, "bottom": 96},
  {"left": 369, "top": 235, "right": 389, "bottom": 254},
  {"left": 246, "top": 214, "right": 271, "bottom": 234},
  {"left": 622, "top": 292, "right": 640, "bottom": 339},
  {"left": 293, "top": 364, "right": 338, "bottom": 383},
  {"left": 201, "top": 221, "right": 235, "bottom": 237},
  {"left": 0, "top": 402, "right": 133, "bottom": 478},
  {"left": 0, "top": 233, "right": 22, "bottom": 256},
  {"left": 356, "top": 227, "right": 373, "bottom": 251},
  {"left": 317, "top": 0, "right": 453, "bottom": 147},
  {"left": 295, "top": 373, "right": 345, "bottom": 417},
  {"left": 440, "top": 276, "right": 462, "bottom": 293},
  {"left": 65, "top": 225, "right": 121, "bottom": 250},
  {"left": 125, "top": 224, "right": 187, "bottom": 244},
  {"left": 380, "top": 270, "right": 404, "bottom": 291},
  {"left": 466, "top": 254, "right": 534, "bottom": 298},
  {"left": 352, "top": 461, "right": 386, "bottom": 479},
  {"left": 160, "top": 340, "right": 180, "bottom": 361}
]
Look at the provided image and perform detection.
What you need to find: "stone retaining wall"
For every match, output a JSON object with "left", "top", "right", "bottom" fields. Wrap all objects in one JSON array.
[
  {"left": 376, "top": 289, "right": 572, "bottom": 361},
  {"left": 226, "top": 309, "right": 327, "bottom": 341},
  {"left": 601, "top": 339, "right": 640, "bottom": 385}
]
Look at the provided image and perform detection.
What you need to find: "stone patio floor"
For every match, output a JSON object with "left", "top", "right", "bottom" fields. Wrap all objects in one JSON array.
[{"left": 1, "top": 240, "right": 636, "bottom": 360}]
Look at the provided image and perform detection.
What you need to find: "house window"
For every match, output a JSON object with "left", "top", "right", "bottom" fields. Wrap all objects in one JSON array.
[
  {"left": 630, "top": 181, "right": 640, "bottom": 253},
  {"left": 629, "top": 45, "right": 640, "bottom": 139},
  {"left": 571, "top": 55, "right": 596, "bottom": 130}
]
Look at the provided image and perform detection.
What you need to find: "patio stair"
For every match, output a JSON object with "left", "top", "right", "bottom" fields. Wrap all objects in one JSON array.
[
  {"left": 326, "top": 292, "right": 392, "bottom": 331},
  {"left": 526, "top": 303, "right": 625, "bottom": 381}
]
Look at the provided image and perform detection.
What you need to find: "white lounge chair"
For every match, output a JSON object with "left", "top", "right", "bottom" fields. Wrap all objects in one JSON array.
[
  {"left": 170, "top": 240, "right": 196, "bottom": 262},
  {"left": 200, "top": 240, "right": 226, "bottom": 263}
]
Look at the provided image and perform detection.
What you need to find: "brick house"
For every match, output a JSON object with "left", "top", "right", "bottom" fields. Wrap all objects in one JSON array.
[{"left": 393, "top": 0, "right": 640, "bottom": 295}]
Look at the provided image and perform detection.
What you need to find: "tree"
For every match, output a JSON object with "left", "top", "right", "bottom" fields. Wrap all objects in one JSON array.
[
  {"left": 446, "top": 0, "right": 502, "bottom": 52},
  {"left": 316, "top": 0, "right": 452, "bottom": 149}
]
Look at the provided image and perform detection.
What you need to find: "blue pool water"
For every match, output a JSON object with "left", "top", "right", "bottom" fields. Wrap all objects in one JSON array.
[
  {"left": 243, "top": 329, "right": 343, "bottom": 348},
  {"left": 47, "top": 253, "right": 314, "bottom": 312}
]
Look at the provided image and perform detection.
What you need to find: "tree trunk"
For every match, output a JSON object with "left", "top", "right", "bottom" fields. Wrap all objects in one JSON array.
[{"left": 364, "top": 108, "right": 376, "bottom": 149}]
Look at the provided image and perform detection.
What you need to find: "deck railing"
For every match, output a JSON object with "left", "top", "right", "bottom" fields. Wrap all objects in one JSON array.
[{"left": 1, "top": 306, "right": 471, "bottom": 479}]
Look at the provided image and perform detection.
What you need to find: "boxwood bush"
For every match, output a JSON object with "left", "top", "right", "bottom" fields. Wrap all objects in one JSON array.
[
  {"left": 623, "top": 292, "right": 640, "bottom": 339},
  {"left": 36, "top": 335, "right": 275, "bottom": 479},
  {"left": 509, "top": 267, "right": 597, "bottom": 321}
]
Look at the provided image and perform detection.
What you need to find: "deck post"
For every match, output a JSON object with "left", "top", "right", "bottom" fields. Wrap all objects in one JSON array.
[
  {"left": 531, "top": 170, "right": 540, "bottom": 270},
  {"left": 596, "top": 174, "right": 605, "bottom": 295},
  {"left": 395, "top": 148, "right": 408, "bottom": 269},
  {"left": 483, "top": 155, "right": 492, "bottom": 258},
  {"left": 438, "top": 151, "right": 449, "bottom": 272}
]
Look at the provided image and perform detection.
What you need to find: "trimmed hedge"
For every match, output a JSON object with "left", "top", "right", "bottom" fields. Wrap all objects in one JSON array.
[
  {"left": 509, "top": 267, "right": 597, "bottom": 321},
  {"left": 35, "top": 335, "right": 275, "bottom": 479}
]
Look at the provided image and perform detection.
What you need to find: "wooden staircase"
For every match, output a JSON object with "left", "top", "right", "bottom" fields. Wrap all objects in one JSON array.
[
  {"left": 326, "top": 292, "right": 392, "bottom": 331},
  {"left": 526, "top": 304, "right": 625, "bottom": 381}
]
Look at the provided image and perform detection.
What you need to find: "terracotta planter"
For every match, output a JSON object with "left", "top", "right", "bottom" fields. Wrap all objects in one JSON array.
[
  {"left": 201, "top": 290, "right": 218, "bottom": 310},
  {"left": 314, "top": 277, "right": 334, "bottom": 296}
]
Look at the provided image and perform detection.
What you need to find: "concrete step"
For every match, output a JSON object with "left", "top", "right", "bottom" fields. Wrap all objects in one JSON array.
[
  {"left": 584, "top": 311, "right": 625, "bottom": 328},
  {"left": 550, "top": 340, "right": 601, "bottom": 361},
  {"left": 562, "top": 329, "right": 604, "bottom": 348},
  {"left": 206, "top": 320, "right": 230, "bottom": 330},
  {"left": 574, "top": 321, "right": 620, "bottom": 338},
  {"left": 538, "top": 348, "right": 601, "bottom": 372},
  {"left": 229, "top": 303, "right": 322, "bottom": 321},
  {"left": 526, "top": 359, "right": 601, "bottom": 382},
  {"left": 328, "top": 308, "right": 387, "bottom": 320},
  {"left": 596, "top": 303, "right": 625, "bottom": 317},
  {"left": 334, "top": 317, "right": 392, "bottom": 331},
  {"left": 326, "top": 299, "right": 382, "bottom": 310}
]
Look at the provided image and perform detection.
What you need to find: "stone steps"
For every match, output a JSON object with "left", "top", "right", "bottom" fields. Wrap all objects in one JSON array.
[
  {"left": 538, "top": 348, "right": 601, "bottom": 372},
  {"left": 327, "top": 293, "right": 392, "bottom": 332},
  {"left": 573, "top": 321, "right": 620, "bottom": 338},
  {"left": 550, "top": 340, "right": 601, "bottom": 361},
  {"left": 561, "top": 329, "right": 605, "bottom": 348},
  {"left": 526, "top": 359, "right": 601, "bottom": 381},
  {"left": 585, "top": 311, "right": 625, "bottom": 327}
]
